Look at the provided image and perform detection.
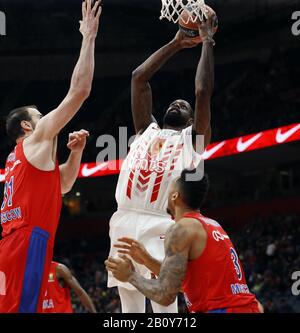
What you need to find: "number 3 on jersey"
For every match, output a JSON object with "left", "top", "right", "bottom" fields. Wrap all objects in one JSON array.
[
  {"left": 230, "top": 247, "right": 242, "bottom": 281},
  {"left": 1, "top": 176, "right": 14, "bottom": 211}
]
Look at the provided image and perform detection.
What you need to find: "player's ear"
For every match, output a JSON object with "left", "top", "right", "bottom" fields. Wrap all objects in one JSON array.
[
  {"left": 21, "top": 120, "right": 33, "bottom": 132},
  {"left": 172, "top": 191, "right": 179, "bottom": 202}
]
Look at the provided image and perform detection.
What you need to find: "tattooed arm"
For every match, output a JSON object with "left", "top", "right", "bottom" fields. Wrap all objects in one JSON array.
[{"left": 106, "top": 220, "right": 195, "bottom": 306}]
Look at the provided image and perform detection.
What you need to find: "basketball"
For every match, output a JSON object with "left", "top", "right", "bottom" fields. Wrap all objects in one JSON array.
[{"left": 178, "top": 9, "right": 218, "bottom": 43}]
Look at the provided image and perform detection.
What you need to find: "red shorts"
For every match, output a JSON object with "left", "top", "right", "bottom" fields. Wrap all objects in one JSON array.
[
  {"left": 208, "top": 301, "right": 261, "bottom": 313},
  {"left": 226, "top": 303, "right": 261, "bottom": 313},
  {"left": 0, "top": 227, "right": 53, "bottom": 313}
]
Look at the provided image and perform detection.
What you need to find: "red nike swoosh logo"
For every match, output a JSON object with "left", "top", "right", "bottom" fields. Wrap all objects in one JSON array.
[
  {"left": 276, "top": 124, "right": 300, "bottom": 143},
  {"left": 237, "top": 133, "right": 262, "bottom": 152}
]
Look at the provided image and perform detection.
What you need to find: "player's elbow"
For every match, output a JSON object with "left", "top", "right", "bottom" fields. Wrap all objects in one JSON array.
[
  {"left": 132, "top": 68, "right": 145, "bottom": 82},
  {"left": 70, "top": 86, "right": 91, "bottom": 102},
  {"left": 75, "top": 288, "right": 90, "bottom": 303},
  {"left": 60, "top": 176, "right": 73, "bottom": 195},
  {"left": 61, "top": 187, "right": 71, "bottom": 195},
  {"left": 77, "top": 87, "right": 91, "bottom": 100},
  {"left": 61, "top": 183, "right": 72, "bottom": 195}
]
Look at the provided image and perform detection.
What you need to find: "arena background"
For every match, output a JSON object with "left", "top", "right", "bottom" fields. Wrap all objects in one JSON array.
[{"left": 0, "top": 0, "right": 300, "bottom": 313}]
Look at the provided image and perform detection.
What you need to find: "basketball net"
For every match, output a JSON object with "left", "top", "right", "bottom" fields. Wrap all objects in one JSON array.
[{"left": 160, "top": 0, "right": 207, "bottom": 24}]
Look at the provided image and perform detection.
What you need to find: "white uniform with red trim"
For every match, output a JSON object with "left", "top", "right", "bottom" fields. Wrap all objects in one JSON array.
[{"left": 108, "top": 123, "right": 202, "bottom": 290}]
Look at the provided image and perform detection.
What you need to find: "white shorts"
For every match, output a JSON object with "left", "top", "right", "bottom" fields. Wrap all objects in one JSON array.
[{"left": 108, "top": 208, "right": 175, "bottom": 291}]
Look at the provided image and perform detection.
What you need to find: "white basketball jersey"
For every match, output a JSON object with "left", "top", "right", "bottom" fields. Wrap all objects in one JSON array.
[{"left": 115, "top": 123, "right": 202, "bottom": 215}]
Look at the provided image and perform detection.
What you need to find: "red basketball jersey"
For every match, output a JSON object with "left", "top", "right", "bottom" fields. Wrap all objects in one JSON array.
[
  {"left": 0, "top": 140, "right": 62, "bottom": 313},
  {"left": 42, "top": 262, "right": 73, "bottom": 313},
  {"left": 1, "top": 140, "right": 62, "bottom": 240},
  {"left": 182, "top": 212, "right": 259, "bottom": 313}
]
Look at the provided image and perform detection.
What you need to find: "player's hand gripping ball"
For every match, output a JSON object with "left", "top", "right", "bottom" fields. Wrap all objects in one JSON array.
[{"left": 178, "top": 5, "right": 218, "bottom": 44}]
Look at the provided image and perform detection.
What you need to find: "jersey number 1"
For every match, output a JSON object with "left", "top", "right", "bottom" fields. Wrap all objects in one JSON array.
[{"left": 1, "top": 176, "right": 14, "bottom": 211}]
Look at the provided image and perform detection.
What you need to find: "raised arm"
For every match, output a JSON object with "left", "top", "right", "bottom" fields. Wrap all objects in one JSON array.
[
  {"left": 33, "top": 0, "right": 102, "bottom": 141},
  {"left": 106, "top": 222, "right": 193, "bottom": 306},
  {"left": 131, "top": 32, "right": 199, "bottom": 134},
  {"left": 193, "top": 8, "right": 217, "bottom": 148},
  {"left": 57, "top": 264, "right": 97, "bottom": 313},
  {"left": 59, "top": 130, "right": 89, "bottom": 194}
]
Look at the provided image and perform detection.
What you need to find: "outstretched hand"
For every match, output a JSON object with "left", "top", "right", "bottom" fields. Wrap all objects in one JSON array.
[{"left": 80, "top": 0, "right": 102, "bottom": 39}]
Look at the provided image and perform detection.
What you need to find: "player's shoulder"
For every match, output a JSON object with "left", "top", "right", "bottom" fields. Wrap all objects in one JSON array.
[
  {"left": 173, "top": 217, "right": 206, "bottom": 238},
  {"left": 165, "top": 220, "right": 196, "bottom": 252},
  {"left": 166, "top": 218, "right": 207, "bottom": 252},
  {"left": 198, "top": 215, "right": 222, "bottom": 229},
  {"left": 179, "top": 217, "right": 206, "bottom": 232},
  {"left": 56, "top": 263, "right": 69, "bottom": 274}
]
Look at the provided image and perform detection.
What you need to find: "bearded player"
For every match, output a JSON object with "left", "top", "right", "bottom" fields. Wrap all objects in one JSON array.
[
  {"left": 106, "top": 170, "right": 264, "bottom": 313},
  {"left": 0, "top": 0, "right": 101, "bottom": 313},
  {"left": 42, "top": 261, "right": 96, "bottom": 313},
  {"left": 108, "top": 6, "right": 216, "bottom": 313}
]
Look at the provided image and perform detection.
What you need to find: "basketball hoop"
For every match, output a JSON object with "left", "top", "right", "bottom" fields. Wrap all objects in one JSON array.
[{"left": 160, "top": 0, "right": 207, "bottom": 24}]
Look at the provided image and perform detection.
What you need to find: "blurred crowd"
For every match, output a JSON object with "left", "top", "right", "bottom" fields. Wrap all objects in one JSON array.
[
  {"left": 232, "top": 214, "right": 300, "bottom": 313},
  {"left": 54, "top": 214, "right": 300, "bottom": 313}
]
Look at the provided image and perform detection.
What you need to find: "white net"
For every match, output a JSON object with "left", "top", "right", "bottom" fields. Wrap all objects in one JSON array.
[{"left": 160, "top": 0, "right": 207, "bottom": 24}]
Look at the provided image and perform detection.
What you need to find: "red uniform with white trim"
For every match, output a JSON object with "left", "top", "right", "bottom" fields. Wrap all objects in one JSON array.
[
  {"left": 109, "top": 123, "right": 202, "bottom": 291},
  {"left": 182, "top": 212, "right": 260, "bottom": 313},
  {"left": 0, "top": 141, "right": 62, "bottom": 313},
  {"left": 42, "top": 262, "right": 73, "bottom": 313}
]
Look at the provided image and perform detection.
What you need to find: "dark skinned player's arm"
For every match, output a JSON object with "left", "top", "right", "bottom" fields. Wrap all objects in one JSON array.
[
  {"left": 131, "top": 40, "right": 183, "bottom": 134},
  {"left": 141, "top": 254, "right": 162, "bottom": 277},
  {"left": 193, "top": 41, "right": 214, "bottom": 150},
  {"left": 114, "top": 237, "right": 162, "bottom": 277},
  {"left": 57, "top": 264, "right": 97, "bottom": 313},
  {"left": 193, "top": 6, "right": 217, "bottom": 150},
  {"left": 128, "top": 221, "right": 194, "bottom": 306}
]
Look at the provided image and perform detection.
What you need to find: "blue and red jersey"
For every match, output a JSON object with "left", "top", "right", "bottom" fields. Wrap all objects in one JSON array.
[
  {"left": 42, "top": 262, "right": 73, "bottom": 313},
  {"left": 0, "top": 140, "right": 61, "bottom": 313},
  {"left": 182, "top": 212, "right": 260, "bottom": 313}
]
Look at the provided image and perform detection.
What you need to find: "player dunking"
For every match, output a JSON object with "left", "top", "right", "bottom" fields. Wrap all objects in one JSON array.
[
  {"left": 106, "top": 169, "right": 264, "bottom": 313},
  {"left": 0, "top": 0, "right": 101, "bottom": 313},
  {"left": 108, "top": 6, "right": 216, "bottom": 313}
]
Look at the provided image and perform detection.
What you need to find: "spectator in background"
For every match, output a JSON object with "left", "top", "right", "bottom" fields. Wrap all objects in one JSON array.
[{"left": 42, "top": 261, "right": 96, "bottom": 313}]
